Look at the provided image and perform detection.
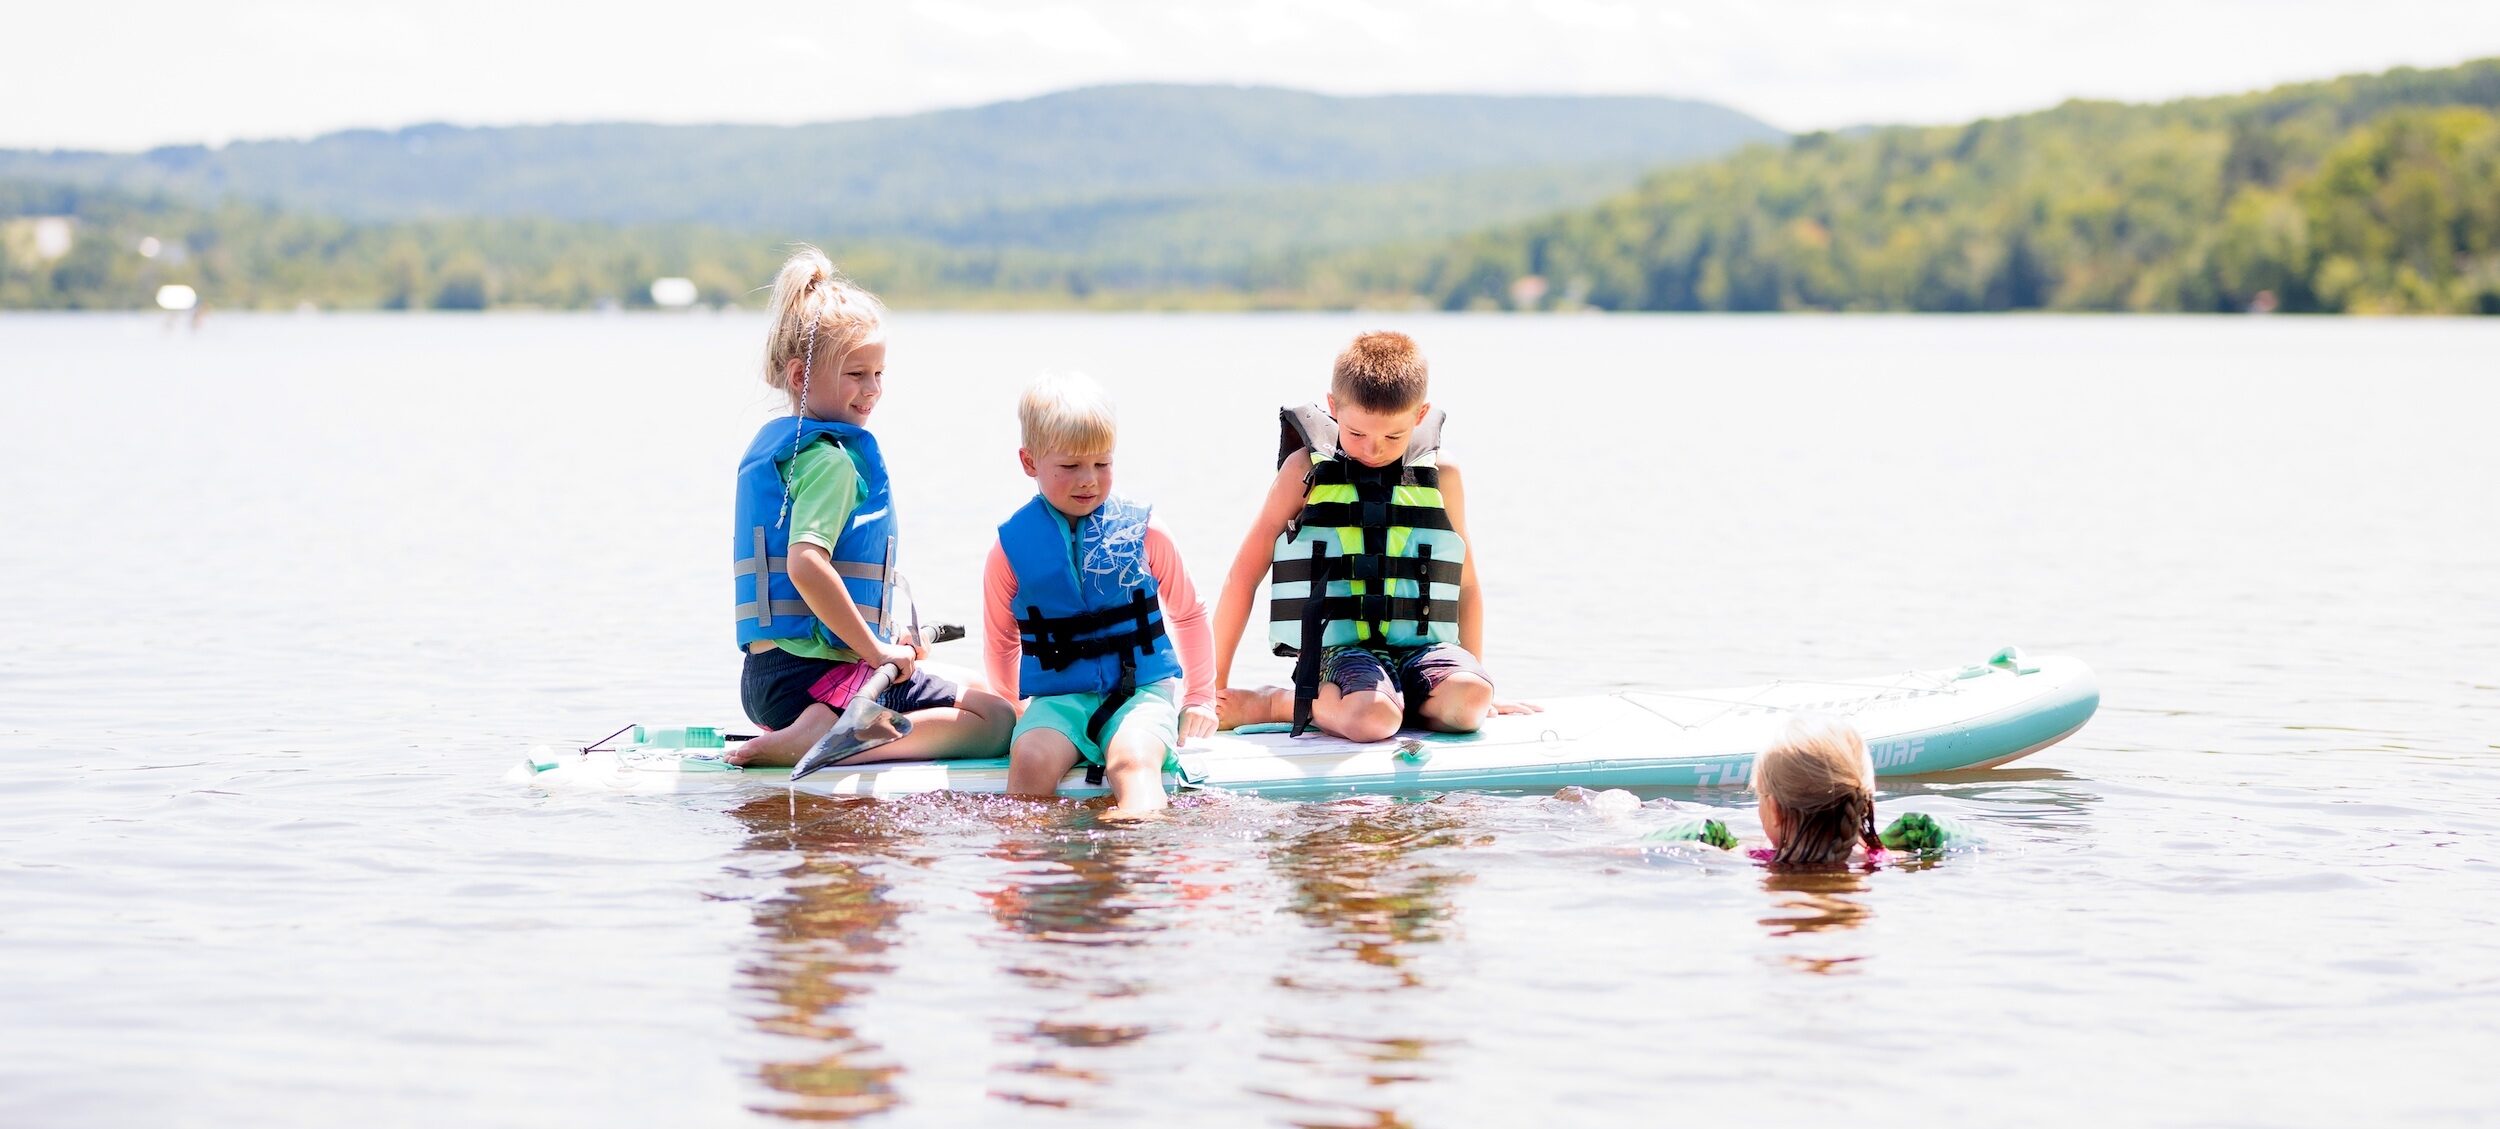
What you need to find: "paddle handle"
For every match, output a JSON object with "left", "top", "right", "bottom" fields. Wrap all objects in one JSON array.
[{"left": 844, "top": 663, "right": 900, "bottom": 715}]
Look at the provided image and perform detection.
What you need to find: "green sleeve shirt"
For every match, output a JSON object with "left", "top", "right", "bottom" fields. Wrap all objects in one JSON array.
[{"left": 775, "top": 438, "right": 866, "bottom": 662}]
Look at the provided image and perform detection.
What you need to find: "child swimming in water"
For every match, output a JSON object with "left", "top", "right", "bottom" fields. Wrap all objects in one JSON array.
[
  {"left": 727, "top": 248, "right": 1015, "bottom": 767},
  {"left": 1648, "top": 714, "right": 1967, "bottom": 862},
  {"left": 1750, "top": 713, "right": 1887, "bottom": 865}
]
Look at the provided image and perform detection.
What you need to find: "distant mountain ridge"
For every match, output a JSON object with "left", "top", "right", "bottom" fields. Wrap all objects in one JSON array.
[
  {"left": 9, "top": 61, "right": 2498, "bottom": 312},
  {"left": 0, "top": 84, "right": 1783, "bottom": 251}
]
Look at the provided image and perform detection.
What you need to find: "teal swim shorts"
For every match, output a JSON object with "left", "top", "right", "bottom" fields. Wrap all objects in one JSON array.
[{"left": 1012, "top": 677, "right": 1184, "bottom": 767}]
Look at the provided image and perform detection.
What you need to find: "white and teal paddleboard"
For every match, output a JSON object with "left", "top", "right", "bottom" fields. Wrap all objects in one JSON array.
[{"left": 514, "top": 649, "right": 2096, "bottom": 800}]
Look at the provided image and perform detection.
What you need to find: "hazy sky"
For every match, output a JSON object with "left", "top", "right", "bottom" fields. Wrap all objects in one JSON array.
[{"left": 9, "top": 0, "right": 2498, "bottom": 150}]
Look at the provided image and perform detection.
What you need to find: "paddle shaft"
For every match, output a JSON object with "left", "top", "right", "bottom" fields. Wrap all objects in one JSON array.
[{"left": 842, "top": 663, "right": 900, "bottom": 716}]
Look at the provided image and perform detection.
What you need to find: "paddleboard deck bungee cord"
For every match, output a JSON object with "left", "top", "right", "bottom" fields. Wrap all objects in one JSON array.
[{"left": 513, "top": 647, "right": 2097, "bottom": 799}]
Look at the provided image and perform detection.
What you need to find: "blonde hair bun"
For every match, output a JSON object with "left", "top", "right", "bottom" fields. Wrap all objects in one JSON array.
[{"left": 762, "top": 245, "right": 887, "bottom": 402}]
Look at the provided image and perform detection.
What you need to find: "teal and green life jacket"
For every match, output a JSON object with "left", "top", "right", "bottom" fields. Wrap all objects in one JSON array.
[{"left": 1266, "top": 403, "right": 1466, "bottom": 733}]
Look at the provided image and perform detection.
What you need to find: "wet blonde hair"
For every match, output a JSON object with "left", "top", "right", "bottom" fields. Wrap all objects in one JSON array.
[
  {"left": 1753, "top": 713, "right": 1882, "bottom": 866},
  {"left": 762, "top": 245, "right": 887, "bottom": 416},
  {"left": 1018, "top": 371, "right": 1117, "bottom": 455}
]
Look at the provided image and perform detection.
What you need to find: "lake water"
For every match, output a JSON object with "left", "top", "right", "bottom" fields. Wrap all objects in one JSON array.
[{"left": 2, "top": 312, "right": 2495, "bottom": 1127}]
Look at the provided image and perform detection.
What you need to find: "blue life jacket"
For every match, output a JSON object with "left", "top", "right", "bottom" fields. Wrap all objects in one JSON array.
[
  {"left": 733, "top": 418, "right": 897, "bottom": 651},
  {"left": 997, "top": 494, "right": 1183, "bottom": 699}
]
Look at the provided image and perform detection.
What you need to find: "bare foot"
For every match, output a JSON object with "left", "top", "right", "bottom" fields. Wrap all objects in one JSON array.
[
  {"left": 1216, "top": 685, "right": 1287, "bottom": 730},
  {"left": 1098, "top": 803, "right": 1171, "bottom": 824},
  {"left": 726, "top": 704, "right": 836, "bottom": 767},
  {"left": 727, "top": 729, "right": 799, "bottom": 768}
]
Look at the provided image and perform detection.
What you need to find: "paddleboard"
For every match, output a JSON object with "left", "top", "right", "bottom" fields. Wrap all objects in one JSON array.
[{"left": 513, "top": 649, "right": 2096, "bottom": 799}]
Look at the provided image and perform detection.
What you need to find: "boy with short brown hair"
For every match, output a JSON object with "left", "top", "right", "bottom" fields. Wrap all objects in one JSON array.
[{"left": 1210, "top": 331, "right": 1531, "bottom": 740}]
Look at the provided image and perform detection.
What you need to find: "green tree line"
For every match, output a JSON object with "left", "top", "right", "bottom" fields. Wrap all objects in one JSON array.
[
  {"left": 0, "top": 180, "right": 1191, "bottom": 311},
  {"left": 1340, "top": 61, "right": 2500, "bottom": 313},
  {"left": 6, "top": 60, "right": 2498, "bottom": 313}
]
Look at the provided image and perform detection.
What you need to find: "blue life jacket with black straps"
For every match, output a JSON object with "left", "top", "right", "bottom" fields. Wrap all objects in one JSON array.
[
  {"left": 733, "top": 418, "right": 897, "bottom": 651},
  {"left": 997, "top": 494, "right": 1182, "bottom": 699}
]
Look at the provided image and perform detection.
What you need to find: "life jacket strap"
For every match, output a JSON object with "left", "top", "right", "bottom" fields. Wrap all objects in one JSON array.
[
  {"left": 735, "top": 599, "right": 818, "bottom": 624},
  {"left": 1268, "top": 552, "right": 1462, "bottom": 588},
  {"left": 1290, "top": 539, "right": 1327, "bottom": 736},
  {"left": 1415, "top": 544, "right": 1434, "bottom": 637},
  {"left": 741, "top": 525, "right": 893, "bottom": 631},
  {"left": 754, "top": 528, "right": 775, "bottom": 626},
  {"left": 1018, "top": 591, "right": 1165, "bottom": 672},
  {"left": 1083, "top": 653, "right": 1139, "bottom": 746},
  {"left": 1304, "top": 461, "right": 1439, "bottom": 490},
  {"left": 1294, "top": 501, "right": 1456, "bottom": 533},
  {"left": 1270, "top": 594, "right": 1454, "bottom": 631},
  {"left": 737, "top": 557, "right": 891, "bottom": 586}
]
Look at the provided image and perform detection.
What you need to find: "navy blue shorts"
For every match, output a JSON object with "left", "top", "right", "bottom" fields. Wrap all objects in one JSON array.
[
  {"left": 741, "top": 646, "right": 963, "bottom": 731},
  {"left": 1319, "top": 642, "right": 1490, "bottom": 724}
]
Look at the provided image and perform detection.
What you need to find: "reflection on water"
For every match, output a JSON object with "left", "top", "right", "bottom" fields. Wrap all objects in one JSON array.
[
  {"left": 981, "top": 814, "right": 1212, "bottom": 1112},
  {"left": 725, "top": 793, "right": 909, "bottom": 1122},
  {"left": 705, "top": 770, "right": 2110, "bottom": 1119},
  {"left": 1757, "top": 868, "right": 1876, "bottom": 975},
  {"left": 1257, "top": 799, "right": 1470, "bottom": 1129},
  {"left": 1270, "top": 799, "right": 1475, "bottom": 986},
  {"left": 1252, "top": 1029, "right": 1437, "bottom": 1129}
]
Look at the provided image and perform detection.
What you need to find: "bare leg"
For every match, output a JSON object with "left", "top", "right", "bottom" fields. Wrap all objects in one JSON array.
[
  {"left": 1007, "top": 726, "right": 1081, "bottom": 797},
  {"left": 1215, "top": 684, "right": 1401, "bottom": 743},
  {"left": 730, "top": 688, "right": 1016, "bottom": 768},
  {"left": 838, "top": 687, "right": 1017, "bottom": 764},
  {"left": 1317, "top": 686, "right": 1403, "bottom": 743},
  {"left": 1100, "top": 721, "right": 1172, "bottom": 820},
  {"left": 1414, "top": 672, "right": 1495, "bottom": 734}
]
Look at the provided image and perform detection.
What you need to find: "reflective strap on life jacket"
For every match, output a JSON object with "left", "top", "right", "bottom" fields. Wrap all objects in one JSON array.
[
  {"left": 734, "top": 600, "right": 882, "bottom": 627},
  {"left": 749, "top": 527, "right": 773, "bottom": 628},
  {"left": 736, "top": 529, "right": 891, "bottom": 628},
  {"left": 736, "top": 556, "right": 890, "bottom": 583}
]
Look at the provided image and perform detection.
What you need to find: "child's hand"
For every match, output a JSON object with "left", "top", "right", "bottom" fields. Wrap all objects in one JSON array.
[
  {"left": 1177, "top": 704, "right": 1218, "bottom": 746},
  {"left": 1491, "top": 699, "right": 1542, "bottom": 716},
  {"left": 873, "top": 642, "right": 920, "bottom": 682}
]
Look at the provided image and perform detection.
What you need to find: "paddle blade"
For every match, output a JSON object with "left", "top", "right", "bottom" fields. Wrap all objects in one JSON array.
[{"left": 791, "top": 703, "right": 912, "bottom": 780}]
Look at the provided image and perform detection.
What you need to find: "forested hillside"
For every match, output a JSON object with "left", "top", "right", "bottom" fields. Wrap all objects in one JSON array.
[
  {"left": 0, "top": 85, "right": 1776, "bottom": 250},
  {"left": 1341, "top": 61, "right": 2500, "bottom": 313},
  {"left": 7, "top": 64, "right": 2497, "bottom": 312},
  {"left": 0, "top": 85, "right": 1780, "bottom": 309}
]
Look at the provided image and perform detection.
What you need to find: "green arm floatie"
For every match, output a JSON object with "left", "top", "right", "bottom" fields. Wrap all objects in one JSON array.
[
  {"left": 1643, "top": 818, "right": 1739, "bottom": 851},
  {"left": 1878, "top": 812, "right": 1973, "bottom": 852}
]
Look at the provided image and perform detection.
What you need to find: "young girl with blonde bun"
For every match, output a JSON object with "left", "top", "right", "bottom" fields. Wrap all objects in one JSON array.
[
  {"left": 727, "top": 247, "right": 1015, "bottom": 767},
  {"left": 1646, "top": 714, "right": 1969, "bottom": 862}
]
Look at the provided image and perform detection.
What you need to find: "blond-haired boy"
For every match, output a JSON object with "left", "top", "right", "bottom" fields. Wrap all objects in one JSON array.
[
  {"left": 1211, "top": 332, "right": 1531, "bottom": 740},
  {"left": 983, "top": 372, "right": 1217, "bottom": 817}
]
